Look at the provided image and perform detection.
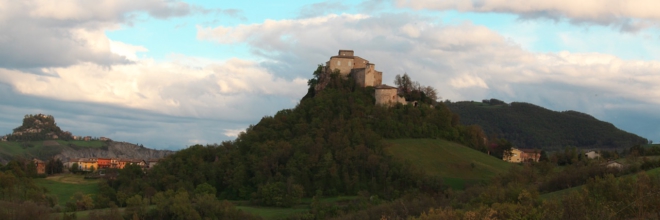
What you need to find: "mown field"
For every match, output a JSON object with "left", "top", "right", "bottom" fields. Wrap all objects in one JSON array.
[
  {"left": 34, "top": 174, "right": 100, "bottom": 206},
  {"left": 384, "top": 139, "right": 512, "bottom": 189}
]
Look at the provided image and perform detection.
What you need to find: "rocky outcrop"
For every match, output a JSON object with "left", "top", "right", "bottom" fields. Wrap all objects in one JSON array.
[{"left": 55, "top": 141, "right": 174, "bottom": 161}]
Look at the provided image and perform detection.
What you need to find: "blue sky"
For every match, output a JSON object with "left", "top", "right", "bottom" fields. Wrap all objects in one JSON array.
[{"left": 1, "top": 0, "right": 659, "bottom": 149}]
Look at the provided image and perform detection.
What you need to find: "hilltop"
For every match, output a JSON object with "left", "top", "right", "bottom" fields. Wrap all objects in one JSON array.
[
  {"left": 446, "top": 100, "right": 648, "bottom": 151},
  {"left": 0, "top": 114, "right": 173, "bottom": 163},
  {"left": 4, "top": 114, "right": 73, "bottom": 141}
]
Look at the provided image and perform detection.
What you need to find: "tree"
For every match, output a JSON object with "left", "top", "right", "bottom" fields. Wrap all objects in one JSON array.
[
  {"left": 70, "top": 163, "right": 79, "bottom": 174},
  {"left": 394, "top": 73, "right": 413, "bottom": 93}
]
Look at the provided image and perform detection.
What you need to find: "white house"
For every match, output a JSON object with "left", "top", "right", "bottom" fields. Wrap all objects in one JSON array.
[{"left": 585, "top": 151, "right": 600, "bottom": 159}]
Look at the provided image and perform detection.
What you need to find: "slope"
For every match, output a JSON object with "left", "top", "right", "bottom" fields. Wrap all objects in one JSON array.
[
  {"left": 446, "top": 100, "right": 648, "bottom": 150},
  {"left": 384, "top": 139, "right": 512, "bottom": 189}
]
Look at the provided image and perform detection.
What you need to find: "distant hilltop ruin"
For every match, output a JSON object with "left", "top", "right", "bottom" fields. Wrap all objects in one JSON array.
[{"left": 318, "top": 50, "right": 413, "bottom": 107}]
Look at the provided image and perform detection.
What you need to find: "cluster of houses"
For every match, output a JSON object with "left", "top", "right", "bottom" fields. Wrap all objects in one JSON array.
[
  {"left": 503, "top": 148, "right": 624, "bottom": 169},
  {"left": 31, "top": 158, "right": 161, "bottom": 175},
  {"left": 503, "top": 148, "right": 542, "bottom": 163},
  {"left": 64, "top": 158, "right": 160, "bottom": 172},
  {"left": 71, "top": 136, "right": 111, "bottom": 141}
]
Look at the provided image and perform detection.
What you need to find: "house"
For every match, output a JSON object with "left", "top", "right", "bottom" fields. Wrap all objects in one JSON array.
[
  {"left": 33, "top": 158, "right": 46, "bottom": 174},
  {"left": 602, "top": 161, "right": 624, "bottom": 170},
  {"left": 147, "top": 158, "right": 160, "bottom": 169},
  {"left": 130, "top": 159, "right": 147, "bottom": 168},
  {"left": 503, "top": 148, "right": 541, "bottom": 163},
  {"left": 585, "top": 151, "right": 600, "bottom": 159},
  {"left": 64, "top": 159, "right": 77, "bottom": 170},
  {"left": 375, "top": 84, "right": 408, "bottom": 107},
  {"left": 110, "top": 158, "right": 119, "bottom": 168},
  {"left": 117, "top": 159, "right": 129, "bottom": 169},
  {"left": 100, "top": 137, "right": 110, "bottom": 141},
  {"left": 83, "top": 136, "right": 91, "bottom": 141},
  {"left": 1, "top": 136, "right": 6, "bottom": 141},
  {"left": 324, "top": 50, "right": 383, "bottom": 88},
  {"left": 97, "top": 158, "right": 111, "bottom": 169},
  {"left": 78, "top": 158, "right": 98, "bottom": 171}
]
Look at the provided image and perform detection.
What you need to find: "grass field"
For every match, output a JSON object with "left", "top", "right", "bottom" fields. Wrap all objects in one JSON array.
[
  {"left": 34, "top": 174, "right": 100, "bottom": 205},
  {"left": 384, "top": 139, "right": 512, "bottom": 189}
]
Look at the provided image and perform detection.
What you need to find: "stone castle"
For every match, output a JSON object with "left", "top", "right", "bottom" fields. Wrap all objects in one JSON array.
[{"left": 322, "top": 50, "right": 408, "bottom": 107}]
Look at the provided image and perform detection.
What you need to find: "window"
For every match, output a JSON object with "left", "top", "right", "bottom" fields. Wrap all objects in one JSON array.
[{"left": 337, "top": 60, "right": 340, "bottom": 66}]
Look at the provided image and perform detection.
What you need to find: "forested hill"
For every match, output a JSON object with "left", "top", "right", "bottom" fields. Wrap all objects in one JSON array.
[
  {"left": 5, "top": 114, "right": 73, "bottom": 141},
  {"left": 137, "top": 71, "right": 490, "bottom": 207},
  {"left": 446, "top": 100, "right": 648, "bottom": 150}
]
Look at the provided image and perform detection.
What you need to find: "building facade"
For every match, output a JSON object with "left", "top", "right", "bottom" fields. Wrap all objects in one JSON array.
[
  {"left": 325, "top": 50, "right": 383, "bottom": 87},
  {"left": 504, "top": 148, "right": 541, "bottom": 163}
]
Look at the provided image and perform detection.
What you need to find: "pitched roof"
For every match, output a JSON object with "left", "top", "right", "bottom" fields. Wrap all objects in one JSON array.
[
  {"left": 375, "top": 84, "right": 397, "bottom": 89},
  {"left": 518, "top": 149, "right": 540, "bottom": 153}
]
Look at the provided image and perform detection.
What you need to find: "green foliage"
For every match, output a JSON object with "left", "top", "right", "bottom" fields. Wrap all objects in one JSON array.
[
  {"left": 147, "top": 189, "right": 259, "bottom": 220},
  {"left": 446, "top": 101, "right": 648, "bottom": 150},
  {"left": 66, "top": 192, "right": 95, "bottom": 211},
  {"left": 255, "top": 181, "right": 304, "bottom": 207}
]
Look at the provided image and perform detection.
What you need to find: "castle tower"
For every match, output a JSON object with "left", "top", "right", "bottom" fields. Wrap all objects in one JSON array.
[{"left": 325, "top": 50, "right": 382, "bottom": 87}]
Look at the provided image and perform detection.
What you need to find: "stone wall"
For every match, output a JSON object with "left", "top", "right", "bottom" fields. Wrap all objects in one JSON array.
[
  {"left": 375, "top": 85, "right": 407, "bottom": 107},
  {"left": 327, "top": 57, "right": 355, "bottom": 76}
]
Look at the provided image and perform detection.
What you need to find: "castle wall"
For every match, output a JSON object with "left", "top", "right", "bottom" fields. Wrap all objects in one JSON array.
[
  {"left": 364, "top": 68, "right": 374, "bottom": 87},
  {"left": 352, "top": 68, "right": 366, "bottom": 87},
  {"left": 353, "top": 56, "right": 368, "bottom": 69},
  {"left": 375, "top": 86, "right": 406, "bottom": 107},
  {"left": 339, "top": 50, "right": 354, "bottom": 56},
  {"left": 327, "top": 57, "right": 354, "bottom": 76},
  {"left": 374, "top": 71, "right": 382, "bottom": 86}
]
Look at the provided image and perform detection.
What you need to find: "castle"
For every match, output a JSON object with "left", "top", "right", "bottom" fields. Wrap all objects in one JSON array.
[{"left": 323, "top": 50, "right": 408, "bottom": 107}]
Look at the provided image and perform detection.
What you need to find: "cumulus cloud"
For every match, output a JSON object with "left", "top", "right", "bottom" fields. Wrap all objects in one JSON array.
[
  {"left": 0, "top": 0, "right": 224, "bottom": 70},
  {"left": 0, "top": 48, "right": 307, "bottom": 121},
  {"left": 396, "top": 0, "right": 660, "bottom": 32},
  {"left": 196, "top": 13, "right": 660, "bottom": 141}
]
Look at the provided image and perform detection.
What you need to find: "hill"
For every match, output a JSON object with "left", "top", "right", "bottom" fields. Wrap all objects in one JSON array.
[
  {"left": 0, "top": 114, "right": 174, "bottom": 163},
  {"left": 4, "top": 114, "right": 73, "bottom": 141},
  {"left": 446, "top": 100, "right": 648, "bottom": 151},
  {"left": 384, "top": 139, "right": 512, "bottom": 189},
  {"left": 117, "top": 71, "right": 492, "bottom": 209}
]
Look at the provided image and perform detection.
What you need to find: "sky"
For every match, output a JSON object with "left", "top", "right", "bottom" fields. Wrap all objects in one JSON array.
[{"left": 1, "top": 0, "right": 659, "bottom": 150}]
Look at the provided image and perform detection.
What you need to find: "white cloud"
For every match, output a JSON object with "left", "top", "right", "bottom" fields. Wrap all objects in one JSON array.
[
  {"left": 396, "top": 0, "right": 660, "bottom": 32},
  {"left": 450, "top": 74, "right": 489, "bottom": 89},
  {"left": 0, "top": 51, "right": 307, "bottom": 120},
  {"left": 196, "top": 12, "right": 660, "bottom": 111},
  {"left": 222, "top": 129, "right": 244, "bottom": 137},
  {"left": 0, "top": 0, "right": 198, "bottom": 70}
]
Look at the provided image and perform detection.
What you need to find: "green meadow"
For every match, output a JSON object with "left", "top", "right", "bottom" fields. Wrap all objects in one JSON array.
[
  {"left": 34, "top": 174, "right": 100, "bottom": 205},
  {"left": 384, "top": 139, "right": 512, "bottom": 189}
]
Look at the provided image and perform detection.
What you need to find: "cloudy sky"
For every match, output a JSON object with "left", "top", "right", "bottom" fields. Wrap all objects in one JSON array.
[{"left": 1, "top": 0, "right": 659, "bottom": 150}]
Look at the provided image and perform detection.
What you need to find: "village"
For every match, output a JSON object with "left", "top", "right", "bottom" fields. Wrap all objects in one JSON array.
[{"left": 31, "top": 157, "right": 160, "bottom": 175}]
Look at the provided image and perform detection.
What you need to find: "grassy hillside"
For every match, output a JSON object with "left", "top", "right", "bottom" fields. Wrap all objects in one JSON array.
[
  {"left": 446, "top": 101, "right": 648, "bottom": 150},
  {"left": 34, "top": 174, "right": 100, "bottom": 205},
  {"left": 0, "top": 140, "right": 105, "bottom": 161},
  {"left": 384, "top": 139, "right": 512, "bottom": 189}
]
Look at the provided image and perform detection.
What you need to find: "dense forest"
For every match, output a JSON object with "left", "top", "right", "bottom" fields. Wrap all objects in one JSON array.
[{"left": 446, "top": 100, "right": 648, "bottom": 150}]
